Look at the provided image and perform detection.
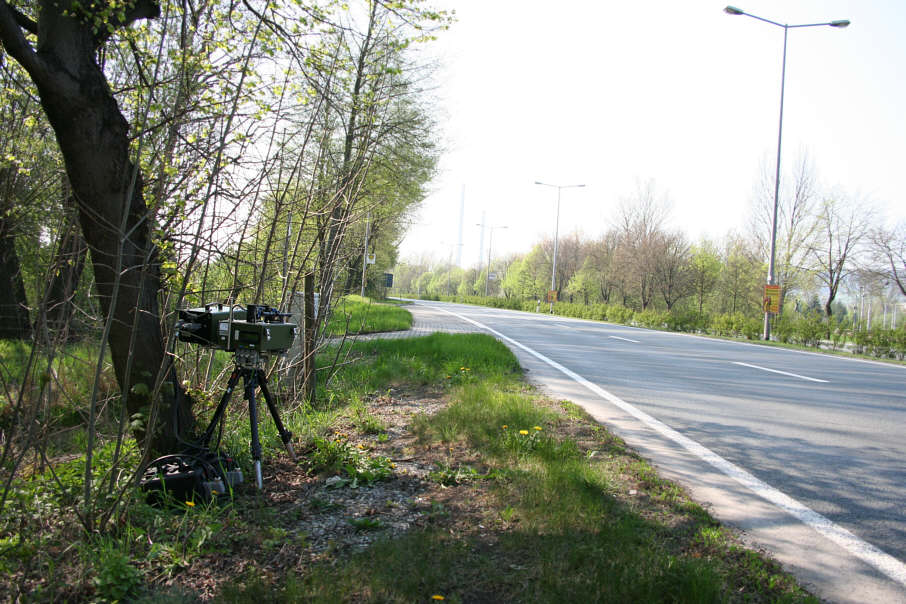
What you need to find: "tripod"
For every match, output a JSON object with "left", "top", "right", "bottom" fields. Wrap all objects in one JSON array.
[{"left": 200, "top": 350, "right": 296, "bottom": 489}]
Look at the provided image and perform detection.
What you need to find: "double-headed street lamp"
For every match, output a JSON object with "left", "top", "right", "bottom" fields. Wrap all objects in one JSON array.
[
  {"left": 535, "top": 181, "right": 585, "bottom": 313},
  {"left": 724, "top": 6, "right": 849, "bottom": 341}
]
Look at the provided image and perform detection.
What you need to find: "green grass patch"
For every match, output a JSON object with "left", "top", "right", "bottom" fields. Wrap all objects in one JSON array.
[
  {"left": 323, "top": 332, "right": 522, "bottom": 400},
  {"left": 325, "top": 295, "right": 413, "bottom": 336}
]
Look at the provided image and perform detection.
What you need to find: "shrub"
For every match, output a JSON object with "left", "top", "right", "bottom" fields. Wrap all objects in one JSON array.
[
  {"left": 606, "top": 305, "right": 635, "bottom": 325},
  {"left": 792, "top": 313, "right": 825, "bottom": 347},
  {"left": 636, "top": 309, "right": 669, "bottom": 329},
  {"left": 664, "top": 311, "right": 706, "bottom": 333}
]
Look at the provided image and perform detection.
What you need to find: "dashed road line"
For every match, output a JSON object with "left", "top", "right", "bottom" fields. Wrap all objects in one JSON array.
[{"left": 732, "top": 361, "right": 829, "bottom": 383}]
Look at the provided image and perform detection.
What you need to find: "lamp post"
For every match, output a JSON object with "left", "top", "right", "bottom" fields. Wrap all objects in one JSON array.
[
  {"left": 534, "top": 181, "right": 585, "bottom": 313},
  {"left": 724, "top": 6, "right": 849, "bottom": 341},
  {"left": 482, "top": 225, "right": 507, "bottom": 297}
]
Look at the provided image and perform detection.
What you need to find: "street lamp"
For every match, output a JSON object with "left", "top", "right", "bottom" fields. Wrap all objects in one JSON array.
[
  {"left": 481, "top": 224, "right": 507, "bottom": 297},
  {"left": 534, "top": 181, "right": 585, "bottom": 313},
  {"left": 724, "top": 6, "right": 849, "bottom": 341}
]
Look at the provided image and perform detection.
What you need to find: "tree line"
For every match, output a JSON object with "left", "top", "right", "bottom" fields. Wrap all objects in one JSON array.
[{"left": 394, "top": 170, "right": 906, "bottom": 341}]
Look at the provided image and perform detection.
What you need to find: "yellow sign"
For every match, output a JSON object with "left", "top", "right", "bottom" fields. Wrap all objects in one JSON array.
[
  {"left": 547, "top": 290, "right": 558, "bottom": 303},
  {"left": 763, "top": 284, "right": 781, "bottom": 314}
]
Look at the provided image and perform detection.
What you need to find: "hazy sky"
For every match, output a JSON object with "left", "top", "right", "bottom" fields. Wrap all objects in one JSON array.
[{"left": 399, "top": 0, "right": 906, "bottom": 268}]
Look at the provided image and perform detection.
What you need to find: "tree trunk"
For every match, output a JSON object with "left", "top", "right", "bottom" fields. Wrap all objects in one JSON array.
[
  {"left": 36, "top": 207, "right": 86, "bottom": 338},
  {"left": 0, "top": 3, "right": 193, "bottom": 454},
  {"left": 0, "top": 210, "right": 31, "bottom": 339}
]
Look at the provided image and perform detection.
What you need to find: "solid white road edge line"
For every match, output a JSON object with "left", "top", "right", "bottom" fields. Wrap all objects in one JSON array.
[
  {"left": 431, "top": 304, "right": 906, "bottom": 588},
  {"left": 609, "top": 335, "right": 640, "bottom": 343},
  {"left": 732, "top": 361, "right": 829, "bottom": 383}
]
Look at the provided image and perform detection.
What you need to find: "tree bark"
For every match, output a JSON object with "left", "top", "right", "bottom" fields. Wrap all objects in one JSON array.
[
  {"left": 36, "top": 206, "right": 86, "bottom": 338},
  {"left": 0, "top": 208, "right": 31, "bottom": 339},
  {"left": 0, "top": 1, "right": 192, "bottom": 453}
]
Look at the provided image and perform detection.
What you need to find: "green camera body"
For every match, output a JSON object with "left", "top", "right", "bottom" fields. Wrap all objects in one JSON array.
[{"left": 177, "top": 304, "right": 296, "bottom": 353}]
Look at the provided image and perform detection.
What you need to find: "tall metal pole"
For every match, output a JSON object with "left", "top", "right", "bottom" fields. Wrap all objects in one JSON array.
[
  {"left": 549, "top": 187, "right": 562, "bottom": 313},
  {"left": 485, "top": 225, "right": 507, "bottom": 297},
  {"left": 724, "top": 6, "right": 849, "bottom": 341},
  {"left": 764, "top": 25, "right": 788, "bottom": 341},
  {"left": 535, "top": 181, "right": 585, "bottom": 313}
]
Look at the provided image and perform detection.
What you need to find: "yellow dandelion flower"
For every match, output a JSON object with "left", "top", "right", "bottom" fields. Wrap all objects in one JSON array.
[
  {"left": 502, "top": 425, "right": 508, "bottom": 430},
  {"left": 519, "top": 429, "right": 529, "bottom": 435},
  {"left": 185, "top": 501, "right": 195, "bottom": 507},
  {"left": 533, "top": 426, "right": 542, "bottom": 431},
  {"left": 432, "top": 596, "right": 445, "bottom": 601}
]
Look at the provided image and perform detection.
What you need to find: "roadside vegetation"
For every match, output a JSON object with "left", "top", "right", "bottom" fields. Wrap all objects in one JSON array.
[
  {"left": 402, "top": 293, "right": 906, "bottom": 362},
  {"left": 1, "top": 325, "right": 817, "bottom": 602},
  {"left": 326, "top": 295, "right": 413, "bottom": 337},
  {"left": 392, "top": 176, "right": 905, "bottom": 363}
]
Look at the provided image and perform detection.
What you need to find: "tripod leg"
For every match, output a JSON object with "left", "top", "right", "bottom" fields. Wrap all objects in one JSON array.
[
  {"left": 200, "top": 368, "right": 241, "bottom": 448},
  {"left": 257, "top": 369, "right": 296, "bottom": 460},
  {"left": 245, "top": 370, "right": 264, "bottom": 489}
]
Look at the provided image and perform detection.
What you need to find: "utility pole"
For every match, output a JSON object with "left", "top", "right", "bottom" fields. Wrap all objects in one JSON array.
[
  {"left": 477, "top": 211, "right": 486, "bottom": 271},
  {"left": 456, "top": 185, "right": 465, "bottom": 267}
]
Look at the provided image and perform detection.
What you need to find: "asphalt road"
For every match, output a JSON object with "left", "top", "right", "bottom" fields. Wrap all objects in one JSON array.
[{"left": 400, "top": 299, "right": 906, "bottom": 603}]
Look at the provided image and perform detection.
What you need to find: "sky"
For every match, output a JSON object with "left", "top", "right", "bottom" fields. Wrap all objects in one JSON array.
[{"left": 398, "top": 0, "right": 906, "bottom": 268}]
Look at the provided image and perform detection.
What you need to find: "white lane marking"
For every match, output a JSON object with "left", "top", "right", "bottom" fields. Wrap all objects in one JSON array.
[
  {"left": 609, "top": 335, "right": 640, "bottom": 343},
  {"left": 430, "top": 304, "right": 906, "bottom": 588},
  {"left": 732, "top": 361, "right": 829, "bottom": 383}
]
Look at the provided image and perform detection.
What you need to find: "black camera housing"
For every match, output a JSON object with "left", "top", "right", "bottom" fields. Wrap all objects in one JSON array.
[{"left": 176, "top": 303, "right": 296, "bottom": 352}]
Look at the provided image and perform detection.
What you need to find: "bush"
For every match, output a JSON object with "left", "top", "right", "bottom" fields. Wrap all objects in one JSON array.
[
  {"left": 773, "top": 316, "right": 795, "bottom": 344},
  {"left": 636, "top": 309, "right": 669, "bottom": 329},
  {"left": 664, "top": 311, "right": 706, "bottom": 333},
  {"left": 606, "top": 305, "right": 635, "bottom": 325},
  {"left": 710, "top": 312, "right": 761, "bottom": 339},
  {"left": 793, "top": 313, "right": 825, "bottom": 347}
]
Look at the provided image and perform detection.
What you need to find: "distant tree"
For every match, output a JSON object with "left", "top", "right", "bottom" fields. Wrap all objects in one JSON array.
[
  {"left": 717, "top": 234, "right": 762, "bottom": 315},
  {"left": 566, "top": 258, "right": 599, "bottom": 305},
  {"left": 810, "top": 193, "right": 873, "bottom": 319},
  {"left": 871, "top": 223, "right": 906, "bottom": 299},
  {"left": 688, "top": 240, "right": 722, "bottom": 316},
  {"left": 654, "top": 230, "right": 691, "bottom": 311},
  {"left": 615, "top": 181, "right": 670, "bottom": 310},
  {"left": 750, "top": 152, "right": 820, "bottom": 310}
]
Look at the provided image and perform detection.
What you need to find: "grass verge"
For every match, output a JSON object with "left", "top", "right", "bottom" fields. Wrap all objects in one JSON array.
[{"left": 325, "top": 295, "right": 413, "bottom": 336}]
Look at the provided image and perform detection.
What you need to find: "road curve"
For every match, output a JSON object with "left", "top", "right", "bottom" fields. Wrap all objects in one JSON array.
[{"left": 397, "top": 299, "right": 906, "bottom": 604}]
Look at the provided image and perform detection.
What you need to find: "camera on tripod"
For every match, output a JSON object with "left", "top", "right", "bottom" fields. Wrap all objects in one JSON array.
[
  {"left": 176, "top": 303, "right": 297, "bottom": 354},
  {"left": 140, "top": 302, "right": 300, "bottom": 499}
]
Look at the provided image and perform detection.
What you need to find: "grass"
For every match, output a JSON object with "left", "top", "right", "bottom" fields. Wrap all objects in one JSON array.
[
  {"left": 279, "top": 335, "right": 815, "bottom": 603},
  {"left": 0, "top": 333, "right": 817, "bottom": 602},
  {"left": 324, "top": 295, "right": 413, "bottom": 336}
]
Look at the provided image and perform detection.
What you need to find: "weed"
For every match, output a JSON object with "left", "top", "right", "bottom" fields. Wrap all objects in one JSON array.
[
  {"left": 88, "top": 539, "right": 143, "bottom": 603},
  {"left": 352, "top": 407, "right": 386, "bottom": 434},
  {"left": 305, "top": 436, "right": 393, "bottom": 485},
  {"left": 428, "top": 463, "right": 482, "bottom": 486},
  {"left": 348, "top": 517, "right": 383, "bottom": 531},
  {"left": 309, "top": 496, "right": 341, "bottom": 512},
  {"left": 696, "top": 526, "right": 725, "bottom": 548}
]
